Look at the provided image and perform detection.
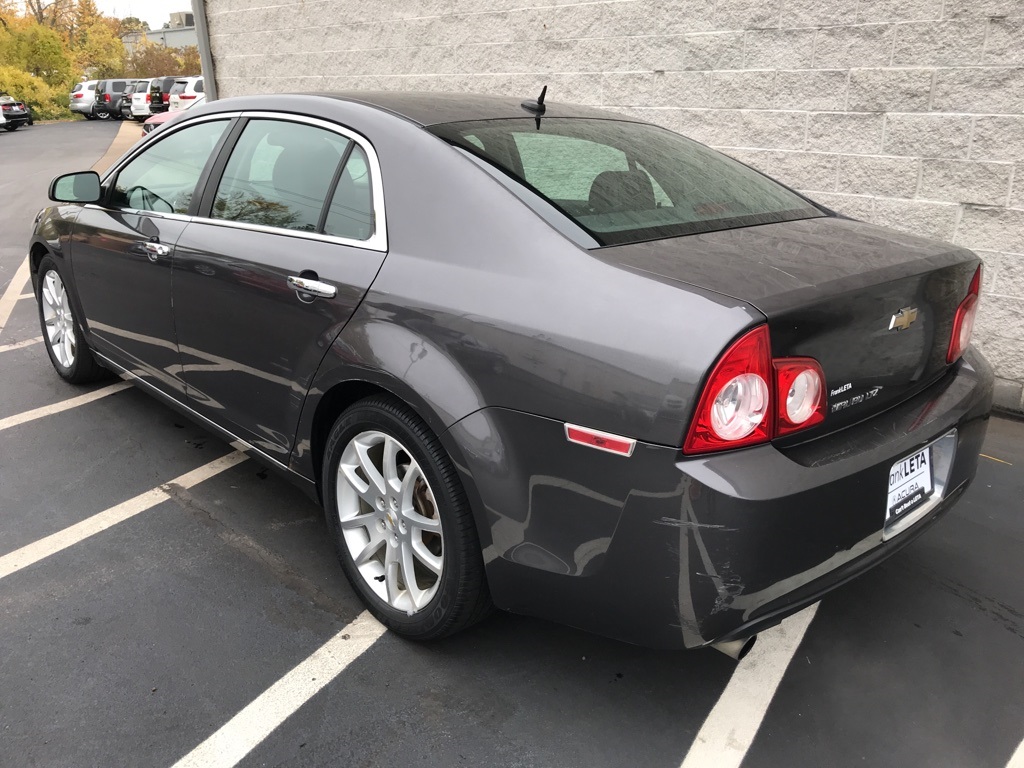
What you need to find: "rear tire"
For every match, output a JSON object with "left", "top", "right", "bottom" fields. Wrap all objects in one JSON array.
[
  {"left": 323, "top": 395, "right": 492, "bottom": 640},
  {"left": 36, "top": 256, "right": 109, "bottom": 385},
  {"left": 4, "top": 124, "right": 17, "bottom": 132}
]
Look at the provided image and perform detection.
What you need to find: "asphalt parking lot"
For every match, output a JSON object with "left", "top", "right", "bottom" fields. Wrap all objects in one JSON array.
[{"left": 1, "top": 121, "right": 1023, "bottom": 768}]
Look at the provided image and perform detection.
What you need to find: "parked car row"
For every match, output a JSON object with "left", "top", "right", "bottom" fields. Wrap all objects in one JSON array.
[{"left": 70, "top": 76, "right": 204, "bottom": 122}]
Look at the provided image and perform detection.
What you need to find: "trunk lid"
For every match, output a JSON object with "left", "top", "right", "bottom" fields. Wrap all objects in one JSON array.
[{"left": 599, "top": 216, "right": 980, "bottom": 435}]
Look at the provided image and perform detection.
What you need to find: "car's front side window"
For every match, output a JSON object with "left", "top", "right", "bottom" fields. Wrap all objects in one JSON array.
[
  {"left": 111, "top": 119, "right": 229, "bottom": 215},
  {"left": 211, "top": 119, "right": 349, "bottom": 233}
]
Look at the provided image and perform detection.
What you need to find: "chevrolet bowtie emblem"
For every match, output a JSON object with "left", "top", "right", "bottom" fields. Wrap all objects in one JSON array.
[{"left": 889, "top": 307, "right": 919, "bottom": 331}]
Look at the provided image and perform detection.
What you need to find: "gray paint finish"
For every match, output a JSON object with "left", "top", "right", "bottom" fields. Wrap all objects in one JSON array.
[{"left": 29, "top": 94, "right": 994, "bottom": 648}]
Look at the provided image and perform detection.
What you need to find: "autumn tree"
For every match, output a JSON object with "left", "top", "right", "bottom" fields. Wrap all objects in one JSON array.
[
  {"left": 177, "top": 45, "right": 201, "bottom": 75},
  {"left": 124, "top": 40, "right": 183, "bottom": 77}
]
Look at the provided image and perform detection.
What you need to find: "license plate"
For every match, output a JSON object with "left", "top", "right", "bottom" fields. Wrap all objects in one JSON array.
[{"left": 886, "top": 447, "right": 933, "bottom": 524}]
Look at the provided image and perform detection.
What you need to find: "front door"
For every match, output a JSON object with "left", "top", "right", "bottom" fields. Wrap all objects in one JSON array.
[
  {"left": 69, "top": 118, "right": 232, "bottom": 396},
  {"left": 172, "top": 116, "right": 386, "bottom": 462}
]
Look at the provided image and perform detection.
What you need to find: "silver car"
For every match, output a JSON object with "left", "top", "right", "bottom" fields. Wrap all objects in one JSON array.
[{"left": 69, "top": 80, "right": 100, "bottom": 120}]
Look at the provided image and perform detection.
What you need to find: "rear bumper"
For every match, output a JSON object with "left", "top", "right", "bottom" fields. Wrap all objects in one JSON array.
[
  {"left": 69, "top": 102, "right": 92, "bottom": 114},
  {"left": 446, "top": 348, "right": 993, "bottom": 649}
]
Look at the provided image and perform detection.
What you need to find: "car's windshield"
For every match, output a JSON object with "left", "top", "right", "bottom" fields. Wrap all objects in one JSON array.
[{"left": 429, "top": 117, "right": 825, "bottom": 247}]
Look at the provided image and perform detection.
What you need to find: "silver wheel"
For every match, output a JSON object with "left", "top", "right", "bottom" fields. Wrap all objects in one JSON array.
[
  {"left": 41, "top": 269, "right": 76, "bottom": 368},
  {"left": 336, "top": 430, "right": 443, "bottom": 614}
]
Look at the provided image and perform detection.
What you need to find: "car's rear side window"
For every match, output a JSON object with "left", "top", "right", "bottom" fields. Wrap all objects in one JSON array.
[
  {"left": 211, "top": 119, "right": 349, "bottom": 233},
  {"left": 194, "top": 79, "right": 204, "bottom": 93},
  {"left": 322, "top": 145, "right": 373, "bottom": 241},
  {"left": 430, "top": 118, "right": 824, "bottom": 247}
]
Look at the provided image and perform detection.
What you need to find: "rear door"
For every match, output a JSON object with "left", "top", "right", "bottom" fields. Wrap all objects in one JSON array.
[
  {"left": 172, "top": 115, "right": 386, "bottom": 462},
  {"left": 69, "top": 117, "right": 234, "bottom": 396}
]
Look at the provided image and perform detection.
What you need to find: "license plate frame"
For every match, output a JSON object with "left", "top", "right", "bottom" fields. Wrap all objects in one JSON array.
[{"left": 886, "top": 446, "right": 934, "bottom": 526}]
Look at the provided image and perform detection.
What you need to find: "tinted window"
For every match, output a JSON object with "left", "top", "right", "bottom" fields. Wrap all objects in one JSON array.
[
  {"left": 323, "top": 145, "right": 373, "bottom": 240},
  {"left": 110, "top": 80, "right": 126, "bottom": 93},
  {"left": 170, "top": 81, "right": 188, "bottom": 95},
  {"left": 72, "top": 84, "right": 82, "bottom": 93},
  {"left": 430, "top": 118, "right": 824, "bottom": 247},
  {"left": 194, "top": 79, "right": 204, "bottom": 93},
  {"left": 212, "top": 119, "right": 348, "bottom": 232},
  {"left": 112, "top": 120, "right": 228, "bottom": 214}
]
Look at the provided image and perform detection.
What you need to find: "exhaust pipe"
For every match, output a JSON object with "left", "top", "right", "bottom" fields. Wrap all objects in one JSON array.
[{"left": 711, "top": 635, "right": 757, "bottom": 661}]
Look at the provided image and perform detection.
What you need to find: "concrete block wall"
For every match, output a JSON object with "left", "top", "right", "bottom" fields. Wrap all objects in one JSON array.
[{"left": 204, "top": 0, "right": 1024, "bottom": 411}]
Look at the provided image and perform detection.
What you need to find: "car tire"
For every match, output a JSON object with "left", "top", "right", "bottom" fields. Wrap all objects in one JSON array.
[
  {"left": 4, "top": 124, "right": 17, "bottom": 132},
  {"left": 36, "top": 256, "right": 109, "bottom": 385},
  {"left": 83, "top": 113, "right": 95, "bottom": 121},
  {"left": 95, "top": 110, "right": 110, "bottom": 120},
  {"left": 322, "top": 395, "right": 492, "bottom": 640}
]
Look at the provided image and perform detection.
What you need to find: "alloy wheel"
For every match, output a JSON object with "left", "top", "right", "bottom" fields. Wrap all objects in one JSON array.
[
  {"left": 336, "top": 430, "right": 444, "bottom": 614},
  {"left": 41, "top": 270, "right": 76, "bottom": 368}
]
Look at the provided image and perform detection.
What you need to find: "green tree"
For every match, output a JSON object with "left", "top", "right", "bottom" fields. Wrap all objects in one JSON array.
[
  {"left": 21, "top": 22, "right": 73, "bottom": 85},
  {"left": 118, "top": 15, "right": 147, "bottom": 34}
]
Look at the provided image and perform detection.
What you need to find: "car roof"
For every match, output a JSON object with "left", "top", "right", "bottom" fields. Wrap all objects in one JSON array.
[{"left": 316, "top": 91, "right": 626, "bottom": 127}]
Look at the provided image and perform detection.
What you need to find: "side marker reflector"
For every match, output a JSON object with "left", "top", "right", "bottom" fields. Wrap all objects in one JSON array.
[{"left": 565, "top": 424, "right": 636, "bottom": 457}]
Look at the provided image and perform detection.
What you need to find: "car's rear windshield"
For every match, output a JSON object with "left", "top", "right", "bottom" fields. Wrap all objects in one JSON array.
[
  {"left": 170, "top": 81, "right": 188, "bottom": 95},
  {"left": 429, "top": 118, "right": 825, "bottom": 247}
]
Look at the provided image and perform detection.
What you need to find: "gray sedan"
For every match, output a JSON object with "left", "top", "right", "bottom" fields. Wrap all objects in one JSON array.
[{"left": 30, "top": 92, "right": 992, "bottom": 657}]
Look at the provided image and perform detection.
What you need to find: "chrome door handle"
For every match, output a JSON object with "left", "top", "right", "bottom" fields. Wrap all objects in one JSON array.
[
  {"left": 287, "top": 275, "right": 337, "bottom": 299},
  {"left": 143, "top": 241, "right": 171, "bottom": 260}
]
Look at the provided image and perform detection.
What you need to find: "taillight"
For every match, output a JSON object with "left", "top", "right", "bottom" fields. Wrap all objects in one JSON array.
[
  {"left": 163, "top": 93, "right": 170, "bottom": 103},
  {"left": 684, "top": 326, "right": 773, "bottom": 453},
  {"left": 104, "top": 93, "right": 110, "bottom": 102},
  {"left": 180, "top": 94, "right": 196, "bottom": 100},
  {"left": 947, "top": 264, "right": 982, "bottom": 364},
  {"left": 73, "top": 93, "right": 83, "bottom": 99},
  {"left": 146, "top": 93, "right": 151, "bottom": 103},
  {"left": 684, "top": 325, "right": 827, "bottom": 454},
  {"left": 774, "top": 359, "right": 826, "bottom": 436}
]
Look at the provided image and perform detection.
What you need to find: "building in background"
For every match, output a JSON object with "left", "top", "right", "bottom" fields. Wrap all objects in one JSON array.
[
  {"left": 122, "top": 11, "right": 197, "bottom": 56},
  {"left": 193, "top": 0, "right": 1024, "bottom": 413}
]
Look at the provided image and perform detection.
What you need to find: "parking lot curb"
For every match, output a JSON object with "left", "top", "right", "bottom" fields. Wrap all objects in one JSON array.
[{"left": 91, "top": 122, "right": 142, "bottom": 174}]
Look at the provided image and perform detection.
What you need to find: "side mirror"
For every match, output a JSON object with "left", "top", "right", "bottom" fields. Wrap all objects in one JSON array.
[{"left": 49, "top": 171, "right": 102, "bottom": 203}]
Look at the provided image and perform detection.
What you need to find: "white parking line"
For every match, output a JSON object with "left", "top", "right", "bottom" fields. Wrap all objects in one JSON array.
[
  {"left": 1007, "top": 736, "right": 1024, "bottom": 768},
  {"left": 0, "top": 451, "right": 247, "bottom": 580},
  {"left": 172, "top": 611, "right": 386, "bottom": 768},
  {"left": 679, "top": 603, "right": 819, "bottom": 768},
  {"left": 0, "top": 381, "right": 131, "bottom": 433},
  {"left": 0, "top": 256, "right": 30, "bottom": 337},
  {"left": 0, "top": 336, "right": 43, "bottom": 354}
]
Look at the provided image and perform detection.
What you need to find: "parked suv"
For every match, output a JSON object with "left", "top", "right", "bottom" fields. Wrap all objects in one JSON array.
[
  {"left": 148, "top": 76, "right": 177, "bottom": 114},
  {"left": 168, "top": 76, "right": 205, "bottom": 112},
  {"left": 69, "top": 80, "right": 99, "bottom": 120},
  {"left": 95, "top": 79, "right": 128, "bottom": 119},
  {"left": 130, "top": 77, "right": 158, "bottom": 121}
]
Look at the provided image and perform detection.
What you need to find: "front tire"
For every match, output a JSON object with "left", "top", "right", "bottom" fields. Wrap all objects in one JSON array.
[
  {"left": 36, "top": 257, "right": 108, "bottom": 384},
  {"left": 323, "top": 395, "right": 492, "bottom": 639}
]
